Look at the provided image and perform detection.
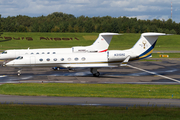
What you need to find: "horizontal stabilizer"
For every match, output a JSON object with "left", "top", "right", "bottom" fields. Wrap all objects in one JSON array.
[
  {"left": 120, "top": 55, "right": 130, "bottom": 66},
  {"left": 142, "top": 33, "right": 166, "bottom": 37}
]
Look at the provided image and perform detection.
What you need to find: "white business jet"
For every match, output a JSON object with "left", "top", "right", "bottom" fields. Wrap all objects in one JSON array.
[
  {"left": 6, "top": 33, "right": 166, "bottom": 76},
  {"left": 0, "top": 33, "right": 119, "bottom": 60}
]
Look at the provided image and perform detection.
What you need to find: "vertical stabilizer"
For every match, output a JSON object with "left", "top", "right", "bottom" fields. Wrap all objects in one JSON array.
[
  {"left": 91, "top": 33, "right": 120, "bottom": 52},
  {"left": 72, "top": 33, "right": 120, "bottom": 53},
  {"left": 132, "top": 33, "right": 166, "bottom": 59}
]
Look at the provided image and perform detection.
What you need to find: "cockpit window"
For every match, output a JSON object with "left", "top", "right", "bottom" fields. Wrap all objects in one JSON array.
[
  {"left": 2, "top": 51, "right": 7, "bottom": 54},
  {"left": 16, "top": 56, "right": 23, "bottom": 60}
]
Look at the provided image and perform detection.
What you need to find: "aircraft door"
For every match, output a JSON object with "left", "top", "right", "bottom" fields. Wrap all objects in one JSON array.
[{"left": 107, "top": 51, "right": 109, "bottom": 60}]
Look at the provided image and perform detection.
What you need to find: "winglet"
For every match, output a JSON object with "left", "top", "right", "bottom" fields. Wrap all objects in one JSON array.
[{"left": 120, "top": 55, "right": 131, "bottom": 66}]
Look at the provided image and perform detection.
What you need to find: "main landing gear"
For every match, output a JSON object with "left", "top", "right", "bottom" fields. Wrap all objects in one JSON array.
[{"left": 90, "top": 68, "right": 100, "bottom": 77}]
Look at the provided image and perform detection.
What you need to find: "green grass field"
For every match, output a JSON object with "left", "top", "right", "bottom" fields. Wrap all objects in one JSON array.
[
  {"left": 0, "top": 83, "right": 179, "bottom": 99},
  {"left": 0, "top": 104, "right": 180, "bottom": 120},
  {"left": 0, "top": 83, "right": 180, "bottom": 119},
  {"left": 0, "top": 32, "right": 180, "bottom": 50}
]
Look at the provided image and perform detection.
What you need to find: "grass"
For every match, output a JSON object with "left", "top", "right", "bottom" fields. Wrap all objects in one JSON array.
[
  {"left": 0, "top": 83, "right": 180, "bottom": 119},
  {"left": 0, "top": 83, "right": 180, "bottom": 99},
  {"left": 0, "top": 32, "right": 180, "bottom": 50},
  {"left": 0, "top": 104, "right": 180, "bottom": 120},
  {"left": 0, "top": 32, "right": 98, "bottom": 49}
]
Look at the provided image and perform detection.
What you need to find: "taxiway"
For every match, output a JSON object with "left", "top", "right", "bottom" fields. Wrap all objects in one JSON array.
[
  {"left": 0, "top": 58, "right": 180, "bottom": 107},
  {"left": 0, "top": 58, "right": 180, "bottom": 84}
]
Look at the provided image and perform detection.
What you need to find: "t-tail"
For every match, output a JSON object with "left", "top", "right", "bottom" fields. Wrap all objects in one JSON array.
[
  {"left": 92, "top": 33, "right": 120, "bottom": 52},
  {"left": 131, "top": 33, "right": 166, "bottom": 60},
  {"left": 72, "top": 33, "right": 120, "bottom": 53}
]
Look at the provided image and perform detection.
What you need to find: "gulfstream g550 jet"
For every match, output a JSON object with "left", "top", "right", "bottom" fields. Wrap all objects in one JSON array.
[
  {"left": 6, "top": 33, "right": 166, "bottom": 76},
  {"left": 0, "top": 33, "right": 119, "bottom": 60}
]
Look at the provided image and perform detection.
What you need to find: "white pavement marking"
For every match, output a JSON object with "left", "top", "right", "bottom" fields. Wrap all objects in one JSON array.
[{"left": 127, "top": 65, "right": 180, "bottom": 83}]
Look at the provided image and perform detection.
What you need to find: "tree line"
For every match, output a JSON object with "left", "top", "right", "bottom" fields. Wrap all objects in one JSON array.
[{"left": 0, "top": 12, "right": 179, "bottom": 34}]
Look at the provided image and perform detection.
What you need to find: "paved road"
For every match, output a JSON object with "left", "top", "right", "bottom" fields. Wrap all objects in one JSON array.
[
  {"left": 0, "top": 94, "right": 180, "bottom": 107},
  {"left": 0, "top": 58, "right": 180, "bottom": 84}
]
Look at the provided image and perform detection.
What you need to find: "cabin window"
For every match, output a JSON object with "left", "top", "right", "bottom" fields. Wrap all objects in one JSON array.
[
  {"left": 2, "top": 51, "right": 7, "bottom": 54},
  {"left": 74, "top": 57, "right": 78, "bottom": 61},
  {"left": 36, "top": 52, "right": 39, "bottom": 54},
  {"left": 68, "top": 58, "right": 71, "bottom": 61},
  {"left": 39, "top": 58, "right": 43, "bottom": 62},
  {"left": 54, "top": 58, "right": 57, "bottom": 61},
  {"left": 42, "top": 52, "right": 45, "bottom": 54},
  {"left": 31, "top": 53, "right": 34, "bottom": 54},
  {"left": 47, "top": 52, "right": 50, "bottom": 54},
  {"left": 53, "top": 52, "right": 56, "bottom": 54},
  {"left": 61, "top": 58, "right": 64, "bottom": 61},
  {"left": 47, "top": 58, "right": 50, "bottom": 61},
  {"left": 81, "top": 57, "right": 86, "bottom": 61}
]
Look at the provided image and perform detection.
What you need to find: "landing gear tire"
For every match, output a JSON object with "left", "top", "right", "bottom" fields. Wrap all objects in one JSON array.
[
  {"left": 17, "top": 70, "right": 21, "bottom": 76},
  {"left": 2, "top": 62, "right": 5, "bottom": 67},
  {"left": 93, "top": 72, "right": 100, "bottom": 77},
  {"left": 2, "top": 61, "right": 7, "bottom": 67},
  {"left": 90, "top": 68, "right": 100, "bottom": 77}
]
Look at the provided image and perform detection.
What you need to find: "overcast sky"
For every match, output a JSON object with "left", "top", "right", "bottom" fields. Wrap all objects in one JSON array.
[{"left": 1, "top": 0, "right": 180, "bottom": 23}]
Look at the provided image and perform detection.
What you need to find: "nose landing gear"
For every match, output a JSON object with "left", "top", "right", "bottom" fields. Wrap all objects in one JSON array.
[{"left": 17, "top": 70, "right": 21, "bottom": 76}]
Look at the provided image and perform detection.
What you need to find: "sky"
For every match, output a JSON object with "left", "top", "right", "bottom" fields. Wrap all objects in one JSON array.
[{"left": 1, "top": 0, "right": 180, "bottom": 23}]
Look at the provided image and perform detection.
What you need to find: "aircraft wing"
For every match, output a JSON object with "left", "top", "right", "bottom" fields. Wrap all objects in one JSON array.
[{"left": 120, "top": 55, "right": 131, "bottom": 66}]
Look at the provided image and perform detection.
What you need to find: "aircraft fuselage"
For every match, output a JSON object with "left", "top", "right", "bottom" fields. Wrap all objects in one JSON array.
[{"left": 6, "top": 50, "right": 136, "bottom": 68}]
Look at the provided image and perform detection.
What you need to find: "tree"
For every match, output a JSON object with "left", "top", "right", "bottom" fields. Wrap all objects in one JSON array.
[
  {"left": 51, "top": 26, "right": 60, "bottom": 32},
  {"left": 68, "top": 24, "right": 73, "bottom": 32},
  {"left": 0, "top": 14, "right": 1, "bottom": 32},
  {"left": 0, "top": 12, "right": 180, "bottom": 34},
  {"left": 74, "top": 25, "right": 79, "bottom": 32},
  {"left": 169, "top": 29, "right": 177, "bottom": 34}
]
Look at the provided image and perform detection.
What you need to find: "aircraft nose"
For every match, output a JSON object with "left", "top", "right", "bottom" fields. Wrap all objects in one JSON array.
[{"left": 6, "top": 61, "right": 14, "bottom": 66}]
